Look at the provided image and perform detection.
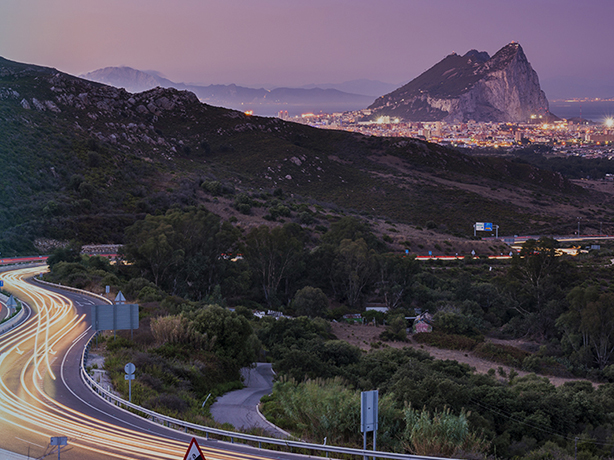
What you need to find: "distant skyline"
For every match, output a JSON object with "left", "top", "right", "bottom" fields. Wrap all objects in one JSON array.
[{"left": 1, "top": 0, "right": 613, "bottom": 99}]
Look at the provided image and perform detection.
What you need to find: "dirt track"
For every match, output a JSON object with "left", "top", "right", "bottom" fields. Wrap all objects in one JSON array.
[{"left": 331, "top": 322, "right": 596, "bottom": 387}]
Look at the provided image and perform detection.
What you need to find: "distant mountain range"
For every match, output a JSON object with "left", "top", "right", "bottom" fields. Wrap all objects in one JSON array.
[
  {"left": 81, "top": 67, "right": 377, "bottom": 116},
  {"left": 300, "top": 79, "right": 402, "bottom": 97},
  {"left": 369, "top": 42, "right": 551, "bottom": 123}
]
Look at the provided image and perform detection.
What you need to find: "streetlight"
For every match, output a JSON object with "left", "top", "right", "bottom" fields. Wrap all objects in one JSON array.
[{"left": 577, "top": 217, "right": 581, "bottom": 237}]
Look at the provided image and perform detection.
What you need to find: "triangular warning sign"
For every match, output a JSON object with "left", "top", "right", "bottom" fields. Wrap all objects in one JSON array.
[{"left": 183, "top": 438, "right": 206, "bottom": 460}]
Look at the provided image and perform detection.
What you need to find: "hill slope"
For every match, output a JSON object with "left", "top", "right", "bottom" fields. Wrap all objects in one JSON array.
[{"left": 0, "top": 56, "right": 608, "bottom": 254}]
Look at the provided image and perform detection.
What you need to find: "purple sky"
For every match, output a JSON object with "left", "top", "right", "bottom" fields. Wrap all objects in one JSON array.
[{"left": 1, "top": 0, "right": 613, "bottom": 98}]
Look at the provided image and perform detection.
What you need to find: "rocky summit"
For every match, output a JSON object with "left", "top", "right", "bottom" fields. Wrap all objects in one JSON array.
[{"left": 368, "top": 42, "right": 550, "bottom": 123}]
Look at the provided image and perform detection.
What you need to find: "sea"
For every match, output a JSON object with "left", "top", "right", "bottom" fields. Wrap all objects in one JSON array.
[{"left": 549, "top": 100, "right": 614, "bottom": 123}]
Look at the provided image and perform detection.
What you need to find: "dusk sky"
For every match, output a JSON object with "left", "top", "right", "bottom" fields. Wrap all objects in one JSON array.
[{"left": 1, "top": 0, "right": 613, "bottom": 99}]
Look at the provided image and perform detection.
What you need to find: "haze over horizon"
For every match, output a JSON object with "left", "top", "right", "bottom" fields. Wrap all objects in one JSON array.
[{"left": 1, "top": 0, "right": 613, "bottom": 99}]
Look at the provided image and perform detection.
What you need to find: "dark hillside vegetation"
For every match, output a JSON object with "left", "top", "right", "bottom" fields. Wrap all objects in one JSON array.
[{"left": 0, "top": 56, "right": 608, "bottom": 254}]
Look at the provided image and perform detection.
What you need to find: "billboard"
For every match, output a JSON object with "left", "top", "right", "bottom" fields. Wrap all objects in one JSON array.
[{"left": 475, "top": 222, "right": 493, "bottom": 231}]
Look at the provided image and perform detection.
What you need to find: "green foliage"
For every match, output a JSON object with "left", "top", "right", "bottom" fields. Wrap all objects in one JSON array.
[
  {"left": 375, "top": 253, "right": 421, "bottom": 309},
  {"left": 123, "top": 207, "right": 240, "bottom": 300},
  {"left": 473, "top": 342, "right": 531, "bottom": 368},
  {"left": 434, "top": 310, "right": 483, "bottom": 337},
  {"left": 292, "top": 286, "right": 329, "bottom": 318},
  {"left": 332, "top": 238, "right": 376, "bottom": 307},
  {"left": 403, "top": 405, "right": 488, "bottom": 457},
  {"left": 184, "top": 304, "right": 258, "bottom": 371},
  {"left": 413, "top": 331, "right": 481, "bottom": 351},
  {"left": 380, "top": 314, "right": 408, "bottom": 342},
  {"left": 46, "top": 241, "right": 82, "bottom": 268},
  {"left": 264, "top": 377, "right": 402, "bottom": 447},
  {"left": 507, "top": 238, "right": 574, "bottom": 338},
  {"left": 243, "top": 224, "right": 304, "bottom": 306}
]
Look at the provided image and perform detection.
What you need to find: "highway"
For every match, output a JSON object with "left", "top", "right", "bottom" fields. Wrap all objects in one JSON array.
[{"left": 0, "top": 266, "right": 293, "bottom": 460}]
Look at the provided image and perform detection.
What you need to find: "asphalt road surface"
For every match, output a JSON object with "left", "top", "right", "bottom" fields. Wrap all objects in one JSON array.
[
  {"left": 0, "top": 266, "right": 303, "bottom": 460},
  {"left": 211, "top": 364, "right": 288, "bottom": 438}
]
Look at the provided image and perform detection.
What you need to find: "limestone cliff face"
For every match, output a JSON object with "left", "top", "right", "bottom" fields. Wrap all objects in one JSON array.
[{"left": 369, "top": 43, "right": 550, "bottom": 123}]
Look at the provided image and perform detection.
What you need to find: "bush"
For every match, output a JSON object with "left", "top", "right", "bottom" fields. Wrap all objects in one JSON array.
[
  {"left": 433, "top": 311, "right": 482, "bottom": 338},
  {"left": 380, "top": 315, "right": 408, "bottom": 342},
  {"left": 137, "top": 286, "right": 164, "bottom": 303},
  {"left": 413, "top": 331, "right": 481, "bottom": 351},
  {"left": 473, "top": 342, "right": 531, "bottom": 367},
  {"left": 404, "top": 405, "right": 488, "bottom": 457}
]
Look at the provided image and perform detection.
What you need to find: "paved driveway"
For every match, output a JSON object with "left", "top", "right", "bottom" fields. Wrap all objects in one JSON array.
[{"left": 210, "top": 363, "right": 288, "bottom": 438}]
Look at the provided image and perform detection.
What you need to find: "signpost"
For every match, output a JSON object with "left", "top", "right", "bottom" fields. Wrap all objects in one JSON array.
[
  {"left": 6, "top": 295, "right": 17, "bottom": 312},
  {"left": 474, "top": 222, "right": 499, "bottom": 238},
  {"left": 50, "top": 436, "right": 67, "bottom": 460},
  {"left": 361, "top": 390, "right": 378, "bottom": 460},
  {"left": 183, "top": 437, "right": 206, "bottom": 460},
  {"left": 125, "top": 362, "right": 135, "bottom": 403}
]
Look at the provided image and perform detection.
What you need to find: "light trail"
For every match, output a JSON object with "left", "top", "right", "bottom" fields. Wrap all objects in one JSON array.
[{"left": 0, "top": 266, "right": 273, "bottom": 460}]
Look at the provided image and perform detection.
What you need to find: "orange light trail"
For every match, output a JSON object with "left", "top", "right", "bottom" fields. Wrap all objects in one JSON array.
[{"left": 0, "top": 266, "right": 273, "bottom": 460}]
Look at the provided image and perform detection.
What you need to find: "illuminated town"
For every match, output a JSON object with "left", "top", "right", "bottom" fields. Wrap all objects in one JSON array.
[{"left": 281, "top": 103, "right": 614, "bottom": 157}]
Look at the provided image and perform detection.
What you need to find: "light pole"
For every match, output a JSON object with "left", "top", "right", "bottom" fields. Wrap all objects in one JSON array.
[{"left": 577, "top": 217, "right": 581, "bottom": 237}]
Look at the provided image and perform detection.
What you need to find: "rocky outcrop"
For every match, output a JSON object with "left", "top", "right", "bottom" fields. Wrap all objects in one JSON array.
[{"left": 369, "top": 42, "right": 550, "bottom": 123}]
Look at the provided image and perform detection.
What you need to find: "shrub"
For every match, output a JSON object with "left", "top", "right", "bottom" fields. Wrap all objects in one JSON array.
[
  {"left": 413, "top": 331, "right": 481, "bottom": 351},
  {"left": 404, "top": 405, "right": 488, "bottom": 457},
  {"left": 433, "top": 311, "right": 482, "bottom": 338},
  {"left": 299, "top": 211, "right": 315, "bottom": 225},
  {"left": 380, "top": 315, "right": 408, "bottom": 342},
  {"left": 473, "top": 342, "right": 531, "bottom": 367},
  {"left": 137, "top": 286, "right": 164, "bottom": 303}
]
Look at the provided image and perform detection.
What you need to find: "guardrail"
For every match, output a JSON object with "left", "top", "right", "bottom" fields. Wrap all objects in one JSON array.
[
  {"left": 33, "top": 278, "right": 453, "bottom": 460},
  {"left": 0, "top": 297, "right": 29, "bottom": 335},
  {"left": 79, "top": 338, "right": 441, "bottom": 460},
  {"left": 32, "top": 277, "right": 113, "bottom": 305}
]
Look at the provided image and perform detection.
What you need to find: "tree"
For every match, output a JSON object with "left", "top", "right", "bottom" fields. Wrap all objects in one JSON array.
[
  {"left": 293, "top": 286, "right": 329, "bottom": 318},
  {"left": 46, "top": 240, "right": 82, "bottom": 268},
  {"left": 322, "top": 216, "right": 384, "bottom": 251},
  {"left": 507, "top": 237, "right": 573, "bottom": 337},
  {"left": 556, "top": 286, "right": 599, "bottom": 363},
  {"left": 186, "top": 304, "right": 257, "bottom": 371},
  {"left": 123, "top": 208, "right": 239, "bottom": 298},
  {"left": 375, "top": 253, "right": 420, "bottom": 309},
  {"left": 581, "top": 293, "right": 614, "bottom": 369},
  {"left": 244, "top": 224, "right": 304, "bottom": 306},
  {"left": 332, "top": 238, "right": 375, "bottom": 308}
]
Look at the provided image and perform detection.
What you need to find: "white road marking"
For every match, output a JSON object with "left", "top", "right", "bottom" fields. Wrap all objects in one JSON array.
[{"left": 15, "top": 437, "right": 45, "bottom": 448}]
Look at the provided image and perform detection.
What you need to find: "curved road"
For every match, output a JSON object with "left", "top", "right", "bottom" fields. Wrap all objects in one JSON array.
[
  {"left": 0, "top": 266, "right": 300, "bottom": 460},
  {"left": 211, "top": 364, "right": 287, "bottom": 438}
]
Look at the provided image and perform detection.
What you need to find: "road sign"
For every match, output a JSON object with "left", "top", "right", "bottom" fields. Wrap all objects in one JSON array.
[
  {"left": 90, "top": 304, "right": 139, "bottom": 331},
  {"left": 183, "top": 437, "right": 206, "bottom": 460},
  {"left": 7, "top": 295, "right": 17, "bottom": 309},
  {"left": 475, "top": 222, "right": 493, "bottom": 231},
  {"left": 0, "top": 280, "right": 3, "bottom": 287},
  {"left": 50, "top": 437, "right": 67, "bottom": 446},
  {"left": 361, "top": 390, "right": 378, "bottom": 433},
  {"left": 114, "top": 291, "right": 126, "bottom": 304},
  {"left": 125, "top": 362, "right": 136, "bottom": 402}
]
